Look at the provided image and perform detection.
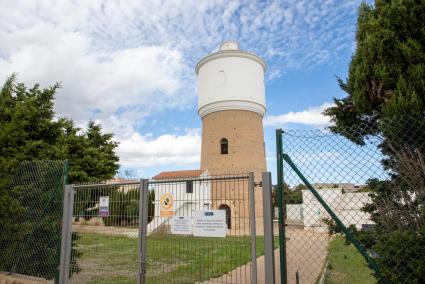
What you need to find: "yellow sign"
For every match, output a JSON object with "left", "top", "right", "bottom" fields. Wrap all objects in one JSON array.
[{"left": 160, "top": 193, "right": 174, "bottom": 217}]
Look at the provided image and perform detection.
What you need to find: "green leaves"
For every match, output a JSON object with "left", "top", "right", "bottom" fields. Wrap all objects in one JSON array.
[
  {"left": 323, "top": 2, "right": 425, "bottom": 282},
  {"left": 325, "top": 0, "right": 425, "bottom": 136},
  {"left": 0, "top": 75, "right": 119, "bottom": 278},
  {"left": 0, "top": 75, "right": 119, "bottom": 184}
]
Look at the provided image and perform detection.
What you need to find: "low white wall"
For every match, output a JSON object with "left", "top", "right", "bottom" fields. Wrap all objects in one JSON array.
[
  {"left": 286, "top": 204, "right": 303, "bottom": 221},
  {"left": 301, "top": 189, "right": 373, "bottom": 229}
]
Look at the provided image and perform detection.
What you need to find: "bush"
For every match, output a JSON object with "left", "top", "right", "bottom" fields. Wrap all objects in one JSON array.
[
  {"left": 374, "top": 228, "right": 425, "bottom": 283},
  {"left": 103, "top": 189, "right": 139, "bottom": 226},
  {"left": 102, "top": 189, "right": 155, "bottom": 226}
]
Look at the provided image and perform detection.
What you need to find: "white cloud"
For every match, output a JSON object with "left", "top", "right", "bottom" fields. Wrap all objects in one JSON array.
[
  {"left": 0, "top": 0, "right": 360, "bottom": 170},
  {"left": 264, "top": 102, "right": 333, "bottom": 127},
  {"left": 117, "top": 129, "right": 201, "bottom": 168},
  {"left": 0, "top": 1, "right": 360, "bottom": 130},
  {"left": 0, "top": 23, "right": 185, "bottom": 137}
]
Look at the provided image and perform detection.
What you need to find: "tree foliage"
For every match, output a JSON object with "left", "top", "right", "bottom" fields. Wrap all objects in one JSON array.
[
  {"left": 324, "top": 0, "right": 425, "bottom": 144},
  {"left": 0, "top": 75, "right": 119, "bottom": 279},
  {"left": 272, "top": 183, "right": 303, "bottom": 209},
  {"left": 0, "top": 74, "right": 119, "bottom": 184},
  {"left": 324, "top": 1, "right": 425, "bottom": 282},
  {"left": 102, "top": 189, "right": 155, "bottom": 226}
]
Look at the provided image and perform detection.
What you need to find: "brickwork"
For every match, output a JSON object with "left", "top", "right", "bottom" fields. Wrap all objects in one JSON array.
[{"left": 200, "top": 109, "right": 266, "bottom": 232}]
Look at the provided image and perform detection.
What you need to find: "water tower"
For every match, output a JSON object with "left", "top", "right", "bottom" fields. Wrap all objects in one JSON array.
[{"left": 196, "top": 41, "right": 267, "bottom": 228}]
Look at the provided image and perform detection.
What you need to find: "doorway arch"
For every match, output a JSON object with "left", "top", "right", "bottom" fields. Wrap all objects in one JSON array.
[{"left": 219, "top": 204, "right": 231, "bottom": 229}]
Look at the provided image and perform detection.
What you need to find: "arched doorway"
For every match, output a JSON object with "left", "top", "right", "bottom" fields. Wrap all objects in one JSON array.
[{"left": 219, "top": 204, "right": 231, "bottom": 229}]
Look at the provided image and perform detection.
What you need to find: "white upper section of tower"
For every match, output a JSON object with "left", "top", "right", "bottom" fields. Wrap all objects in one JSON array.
[{"left": 195, "top": 41, "right": 267, "bottom": 118}]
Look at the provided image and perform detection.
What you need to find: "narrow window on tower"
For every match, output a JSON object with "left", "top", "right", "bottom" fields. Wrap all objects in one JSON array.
[{"left": 220, "top": 138, "right": 228, "bottom": 155}]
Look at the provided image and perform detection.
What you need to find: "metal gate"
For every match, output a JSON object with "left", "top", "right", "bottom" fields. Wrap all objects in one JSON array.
[
  {"left": 275, "top": 128, "right": 386, "bottom": 284},
  {"left": 58, "top": 172, "right": 276, "bottom": 283},
  {"left": 146, "top": 173, "right": 256, "bottom": 283}
]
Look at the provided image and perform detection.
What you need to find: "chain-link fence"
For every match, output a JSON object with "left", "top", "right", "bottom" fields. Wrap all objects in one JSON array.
[
  {"left": 0, "top": 160, "right": 67, "bottom": 281},
  {"left": 276, "top": 115, "right": 425, "bottom": 284}
]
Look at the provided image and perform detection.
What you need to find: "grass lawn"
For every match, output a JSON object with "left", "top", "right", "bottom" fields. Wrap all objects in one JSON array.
[
  {"left": 71, "top": 233, "right": 276, "bottom": 283},
  {"left": 324, "top": 237, "right": 375, "bottom": 284}
]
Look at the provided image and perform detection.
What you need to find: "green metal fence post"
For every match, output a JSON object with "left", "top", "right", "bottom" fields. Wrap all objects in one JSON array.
[
  {"left": 276, "top": 129, "right": 287, "bottom": 284},
  {"left": 281, "top": 154, "right": 388, "bottom": 284}
]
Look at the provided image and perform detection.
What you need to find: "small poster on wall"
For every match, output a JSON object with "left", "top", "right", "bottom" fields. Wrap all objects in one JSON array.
[
  {"left": 160, "top": 193, "right": 174, "bottom": 217},
  {"left": 99, "top": 196, "right": 109, "bottom": 217}
]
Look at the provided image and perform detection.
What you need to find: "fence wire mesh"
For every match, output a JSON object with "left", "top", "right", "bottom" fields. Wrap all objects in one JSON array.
[
  {"left": 68, "top": 173, "right": 260, "bottom": 284},
  {"left": 70, "top": 181, "right": 141, "bottom": 284},
  {"left": 0, "top": 160, "right": 66, "bottom": 281},
  {"left": 147, "top": 174, "right": 255, "bottom": 284},
  {"left": 279, "top": 115, "right": 425, "bottom": 284}
]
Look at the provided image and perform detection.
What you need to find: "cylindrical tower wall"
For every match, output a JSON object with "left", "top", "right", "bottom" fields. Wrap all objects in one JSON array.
[
  {"left": 196, "top": 42, "right": 267, "bottom": 233},
  {"left": 196, "top": 45, "right": 266, "bottom": 119},
  {"left": 200, "top": 110, "right": 266, "bottom": 175}
]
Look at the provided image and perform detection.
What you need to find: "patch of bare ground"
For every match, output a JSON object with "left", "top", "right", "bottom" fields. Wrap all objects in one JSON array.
[
  {"left": 69, "top": 258, "right": 134, "bottom": 283},
  {"left": 0, "top": 272, "right": 50, "bottom": 284}
]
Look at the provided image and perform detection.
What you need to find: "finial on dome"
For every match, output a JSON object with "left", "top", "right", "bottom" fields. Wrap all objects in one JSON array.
[{"left": 219, "top": 41, "right": 239, "bottom": 51}]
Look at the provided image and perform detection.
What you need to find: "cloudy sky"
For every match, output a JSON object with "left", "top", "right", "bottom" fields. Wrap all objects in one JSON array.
[{"left": 0, "top": 0, "right": 366, "bottom": 179}]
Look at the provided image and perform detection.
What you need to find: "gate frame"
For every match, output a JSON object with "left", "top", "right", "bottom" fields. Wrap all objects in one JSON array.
[
  {"left": 58, "top": 173, "right": 275, "bottom": 283},
  {"left": 275, "top": 129, "right": 287, "bottom": 284},
  {"left": 248, "top": 172, "right": 258, "bottom": 283},
  {"left": 262, "top": 172, "right": 276, "bottom": 284},
  {"left": 58, "top": 184, "right": 74, "bottom": 284},
  {"left": 138, "top": 179, "right": 149, "bottom": 284}
]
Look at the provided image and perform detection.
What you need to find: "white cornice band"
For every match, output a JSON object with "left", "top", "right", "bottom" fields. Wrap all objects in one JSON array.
[
  {"left": 198, "top": 100, "right": 266, "bottom": 118},
  {"left": 195, "top": 50, "right": 267, "bottom": 75}
]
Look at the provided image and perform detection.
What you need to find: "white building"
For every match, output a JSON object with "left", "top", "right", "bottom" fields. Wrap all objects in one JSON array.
[
  {"left": 285, "top": 187, "right": 374, "bottom": 231},
  {"left": 147, "top": 170, "right": 211, "bottom": 233}
]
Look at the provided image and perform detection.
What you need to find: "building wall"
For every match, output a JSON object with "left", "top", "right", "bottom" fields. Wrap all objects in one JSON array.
[
  {"left": 286, "top": 204, "right": 303, "bottom": 221},
  {"left": 301, "top": 189, "right": 373, "bottom": 230},
  {"left": 200, "top": 109, "right": 266, "bottom": 175}
]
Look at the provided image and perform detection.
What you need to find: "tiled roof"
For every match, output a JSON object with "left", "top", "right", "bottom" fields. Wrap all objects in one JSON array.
[
  {"left": 107, "top": 177, "right": 134, "bottom": 183},
  {"left": 152, "top": 169, "right": 204, "bottom": 180}
]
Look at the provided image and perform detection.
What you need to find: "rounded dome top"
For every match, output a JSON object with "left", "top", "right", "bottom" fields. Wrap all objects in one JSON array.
[
  {"left": 195, "top": 42, "right": 266, "bottom": 75},
  {"left": 219, "top": 41, "right": 239, "bottom": 51}
]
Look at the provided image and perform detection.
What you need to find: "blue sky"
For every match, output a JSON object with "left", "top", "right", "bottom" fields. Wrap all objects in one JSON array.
[{"left": 0, "top": 0, "right": 373, "bottom": 181}]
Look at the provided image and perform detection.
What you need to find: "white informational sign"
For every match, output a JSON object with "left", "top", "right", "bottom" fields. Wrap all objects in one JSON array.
[
  {"left": 99, "top": 196, "right": 109, "bottom": 217},
  {"left": 171, "top": 216, "right": 193, "bottom": 235},
  {"left": 193, "top": 210, "right": 227, "bottom": 238}
]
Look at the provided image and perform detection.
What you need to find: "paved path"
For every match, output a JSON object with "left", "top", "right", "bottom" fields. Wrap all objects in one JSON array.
[
  {"left": 203, "top": 228, "right": 329, "bottom": 283},
  {"left": 284, "top": 228, "right": 329, "bottom": 284}
]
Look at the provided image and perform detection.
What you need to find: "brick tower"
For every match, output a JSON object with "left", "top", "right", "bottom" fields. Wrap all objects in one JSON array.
[{"left": 196, "top": 41, "right": 267, "bottom": 233}]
